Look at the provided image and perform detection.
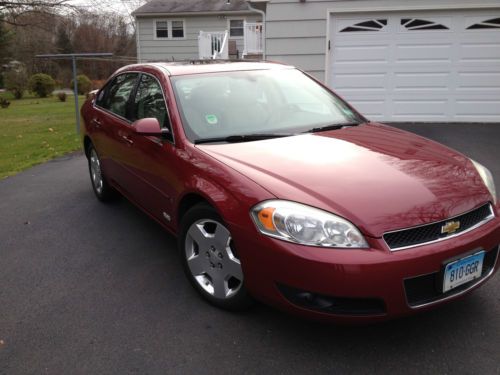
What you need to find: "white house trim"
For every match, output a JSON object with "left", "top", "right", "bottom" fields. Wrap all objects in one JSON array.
[
  {"left": 135, "top": 11, "right": 252, "bottom": 17},
  {"left": 325, "top": 3, "right": 500, "bottom": 15},
  {"left": 135, "top": 15, "right": 141, "bottom": 62}
]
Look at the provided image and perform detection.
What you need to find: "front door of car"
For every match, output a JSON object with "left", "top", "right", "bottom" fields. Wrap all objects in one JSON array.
[{"left": 123, "top": 73, "right": 177, "bottom": 224}]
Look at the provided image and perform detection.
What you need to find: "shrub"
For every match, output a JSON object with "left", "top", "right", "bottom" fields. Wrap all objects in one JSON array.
[
  {"left": 0, "top": 97, "right": 10, "bottom": 108},
  {"left": 29, "top": 73, "right": 56, "bottom": 98},
  {"left": 91, "top": 79, "right": 106, "bottom": 90},
  {"left": 57, "top": 92, "right": 67, "bottom": 102},
  {"left": 70, "top": 74, "right": 92, "bottom": 95},
  {"left": 5, "top": 69, "right": 28, "bottom": 99}
]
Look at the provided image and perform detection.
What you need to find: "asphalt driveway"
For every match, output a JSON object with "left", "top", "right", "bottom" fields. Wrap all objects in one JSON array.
[{"left": 1, "top": 123, "right": 499, "bottom": 374}]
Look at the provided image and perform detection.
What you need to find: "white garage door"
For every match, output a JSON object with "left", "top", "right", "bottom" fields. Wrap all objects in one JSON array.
[{"left": 328, "top": 10, "right": 500, "bottom": 122}]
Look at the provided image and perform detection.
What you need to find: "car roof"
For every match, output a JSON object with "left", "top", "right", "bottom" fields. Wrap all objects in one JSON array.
[{"left": 117, "top": 60, "right": 295, "bottom": 77}]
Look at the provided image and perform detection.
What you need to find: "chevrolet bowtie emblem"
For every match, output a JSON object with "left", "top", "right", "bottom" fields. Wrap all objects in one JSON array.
[{"left": 441, "top": 220, "right": 461, "bottom": 235}]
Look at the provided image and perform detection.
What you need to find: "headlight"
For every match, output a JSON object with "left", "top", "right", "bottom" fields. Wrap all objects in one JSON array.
[
  {"left": 250, "top": 200, "right": 368, "bottom": 248},
  {"left": 471, "top": 159, "right": 497, "bottom": 204}
]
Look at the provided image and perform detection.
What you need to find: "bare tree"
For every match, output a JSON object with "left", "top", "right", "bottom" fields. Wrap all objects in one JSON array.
[
  {"left": 2, "top": 3, "right": 136, "bottom": 86},
  {"left": 81, "top": 0, "right": 147, "bottom": 30},
  {"left": 0, "top": 0, "right": 73, "bottom": 26}
]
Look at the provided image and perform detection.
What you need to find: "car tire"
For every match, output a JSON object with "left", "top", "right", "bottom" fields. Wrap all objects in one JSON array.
[
  {"left": 87, "top": 143, "right": 116, "bottom": 202},
  {"left": 179, "top": 203, "right": 254, "bottom": 311}
]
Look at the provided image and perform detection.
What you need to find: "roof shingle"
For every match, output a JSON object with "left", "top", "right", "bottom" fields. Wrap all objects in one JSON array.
[{"left": 133, "top": 0, "right": 251, "bottom": 15}]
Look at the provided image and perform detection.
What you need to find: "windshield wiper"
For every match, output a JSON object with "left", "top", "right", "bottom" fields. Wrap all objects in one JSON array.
[
  {"left": 304, "top": 122, "right": 361, "bottom": 134},
  {"left": 194, "top": 133, "right": 293, "bottom": 145}
]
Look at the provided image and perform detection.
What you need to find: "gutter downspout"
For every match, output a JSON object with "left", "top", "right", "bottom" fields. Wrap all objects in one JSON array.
[
  {"left": 134, "top": 15, "right": 142, "bottom": 63},
  {"left": 246, "top": 1, "right": 266, "bottom": 59}
]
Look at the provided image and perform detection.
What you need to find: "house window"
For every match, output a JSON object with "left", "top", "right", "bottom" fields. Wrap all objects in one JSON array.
[
  {"left": 155, "top": 20, "right": 185, "bottom": 39},
  {"left": 156, "top": 21, "right": 169, "bottom": 38},
  {"left": 172, "top": 20, "right": 185, "bottom": 38},
  {"left": 229, "top": 19, "right": 244, "bottom": 37}
]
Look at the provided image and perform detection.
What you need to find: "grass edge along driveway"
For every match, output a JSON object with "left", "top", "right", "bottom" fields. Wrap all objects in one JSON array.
[{"left": 0, "top": 93, "right": 84, "bottom": 179}]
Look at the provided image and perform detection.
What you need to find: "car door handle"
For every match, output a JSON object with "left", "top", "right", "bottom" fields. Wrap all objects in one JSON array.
[
  {"left": 91, "top": 118, "right": 102, "bottom": 128},
  {"left": 121, "top": 135, "right": 134, "bottom": 145}
]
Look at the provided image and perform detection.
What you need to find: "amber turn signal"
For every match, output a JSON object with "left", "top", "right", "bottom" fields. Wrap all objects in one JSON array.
[{"left": 257, "top": 207, "right": 276, "bottom": 231}]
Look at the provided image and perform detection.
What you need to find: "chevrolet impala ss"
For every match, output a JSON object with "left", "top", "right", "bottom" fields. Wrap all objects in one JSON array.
[{"left": 81, "top": 61, "right": 499, "bottom": 322}]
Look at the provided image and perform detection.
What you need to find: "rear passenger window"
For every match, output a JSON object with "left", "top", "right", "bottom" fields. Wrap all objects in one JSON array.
[
  {"left": 132, "top": 74, "right": 170, "bottom": 130},
  {"left": 98, "top": 73, "right": 138, "bottom": 120}
]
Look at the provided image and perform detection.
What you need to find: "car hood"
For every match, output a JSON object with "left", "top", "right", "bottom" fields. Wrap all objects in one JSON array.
[{"left": 197, "top": 123, "right": 491, "bottom": 237}]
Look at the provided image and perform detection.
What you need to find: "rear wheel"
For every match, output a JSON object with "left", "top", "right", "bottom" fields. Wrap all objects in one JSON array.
[
  {"left": 179, "top": 203, "right": 254, "bottom": 310},
  {"left": 87, "top": 144, "right": 116, "bottom": 202}
]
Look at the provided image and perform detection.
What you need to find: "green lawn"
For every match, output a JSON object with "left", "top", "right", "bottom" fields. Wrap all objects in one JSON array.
[{"left": 0, "top": 93, "right": 84, "bottom": 179}]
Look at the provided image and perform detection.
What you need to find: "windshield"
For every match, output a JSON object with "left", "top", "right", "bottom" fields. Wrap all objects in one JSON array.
[{"left": 171, "top": 68, "right": 364, "bottom": 142}]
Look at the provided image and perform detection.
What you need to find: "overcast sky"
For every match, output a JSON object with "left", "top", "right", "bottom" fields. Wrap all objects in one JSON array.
[{"left": 69, "top": 0, "right": 145, "bottom": 17}]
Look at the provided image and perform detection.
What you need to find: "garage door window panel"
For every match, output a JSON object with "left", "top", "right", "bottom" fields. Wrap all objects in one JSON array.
[
  {"left": 340, "top": 19, "right": 387, "bottom": 32},
  {"left": 401, "top": 18, "right": 449, "bottom": 31},
  {"left": 467, "top": 18, "right": 500, "bottom": 30}
]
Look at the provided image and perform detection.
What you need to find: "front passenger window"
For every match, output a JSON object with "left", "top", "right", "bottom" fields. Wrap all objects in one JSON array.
[{"left": 133, "top": 74, "right": 170, "bottom": 130}]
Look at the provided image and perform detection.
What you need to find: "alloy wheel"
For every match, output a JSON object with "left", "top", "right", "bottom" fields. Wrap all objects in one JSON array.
[
  {"left": 89, "top": 148, "right": 104, "bottom": 195},
  {"left": 185, "top": 219, "right": 243, "bottom": 299}
]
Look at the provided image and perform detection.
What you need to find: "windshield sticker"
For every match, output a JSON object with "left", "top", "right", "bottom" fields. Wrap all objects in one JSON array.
[{"left": 205, "top": 114, "right": 218, "bottom": 125}]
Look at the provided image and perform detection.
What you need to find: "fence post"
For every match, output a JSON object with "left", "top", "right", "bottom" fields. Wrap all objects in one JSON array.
[{"left": 72, "top": 55, "right": 80, "bottom": 135}]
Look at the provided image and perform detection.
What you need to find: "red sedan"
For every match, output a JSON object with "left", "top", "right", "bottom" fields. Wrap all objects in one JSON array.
[{"left": 81, "top": 61, "right": 499, "bottom": 322}]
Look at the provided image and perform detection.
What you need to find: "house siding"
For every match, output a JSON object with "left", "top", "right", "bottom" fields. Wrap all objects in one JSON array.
[
  {"left": 137, "top": 14, "right": 261, "bottom": 62},
  {"left": 265, "top": 0, "right": 500, "bottom": 82}
]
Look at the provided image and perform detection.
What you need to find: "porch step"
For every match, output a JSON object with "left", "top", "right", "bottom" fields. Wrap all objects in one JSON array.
[{"left": 243, "top": 53, "right": 263, "bottom": 60}]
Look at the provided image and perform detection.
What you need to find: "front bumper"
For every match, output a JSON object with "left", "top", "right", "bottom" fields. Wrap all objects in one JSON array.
[{"left": 231, "top": 214, "right": 500, "bottom": 323}]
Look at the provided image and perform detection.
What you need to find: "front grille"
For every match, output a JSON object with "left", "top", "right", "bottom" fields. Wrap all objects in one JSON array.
[
  {"left": 277, "top": 284, "right": 386, "bottom": 316},
  {"left": 404, "top": 246, "right": 499, "bottom": 307},
  {"left": 384, "top": 203, "right": 494, "bottom": 250}
]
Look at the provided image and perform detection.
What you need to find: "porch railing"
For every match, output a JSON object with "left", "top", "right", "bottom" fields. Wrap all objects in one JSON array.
[
  {"left": 198, "top": 30, "right": 229, "bottom": 60},
  {"left": 243, "top": 22, "right": 263, "bottom": 56}
]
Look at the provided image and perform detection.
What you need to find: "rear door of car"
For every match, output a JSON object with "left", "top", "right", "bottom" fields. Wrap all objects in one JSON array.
[{"left": 93, "top": 72, "right": 140, "bottom": 193}]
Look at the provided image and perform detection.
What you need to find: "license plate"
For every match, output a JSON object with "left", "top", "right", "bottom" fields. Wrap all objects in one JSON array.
[{"left": 443, "top": 251, "right": 485, "bottom": 293}]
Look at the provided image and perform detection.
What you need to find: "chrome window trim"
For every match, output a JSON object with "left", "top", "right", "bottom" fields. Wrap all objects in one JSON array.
[
  {"left": 93, "top": 70, "right": 176, "bottom": 146},
  {"left": 405, "top": 245, "right": 499, "bottom": 309},
  {"left": 384, "top": 203, "right": 495, "bottom": 251}
]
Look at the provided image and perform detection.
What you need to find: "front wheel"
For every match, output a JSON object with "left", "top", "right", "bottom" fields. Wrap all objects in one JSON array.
[{"left": 179, "top": 203, "right": 254, "bottom": 311}]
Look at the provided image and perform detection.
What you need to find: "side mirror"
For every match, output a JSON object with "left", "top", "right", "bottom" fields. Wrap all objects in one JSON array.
[{"left": 133, "top": 118, "right": 170, "bottom": 137}]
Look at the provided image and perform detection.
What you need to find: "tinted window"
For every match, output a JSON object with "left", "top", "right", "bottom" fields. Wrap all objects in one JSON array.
[
  {"left": 133, "top": 74, "right": 169, "bottom": 129},
  {"left": 98, "top": 73, "right": 138, "bottom": 119}
]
